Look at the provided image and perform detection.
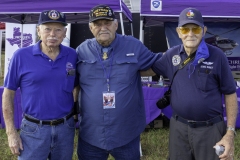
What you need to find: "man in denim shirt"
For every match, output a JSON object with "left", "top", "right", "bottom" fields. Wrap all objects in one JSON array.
[{"left": 76, "top": 4, "right": 161, "bottom": 160}]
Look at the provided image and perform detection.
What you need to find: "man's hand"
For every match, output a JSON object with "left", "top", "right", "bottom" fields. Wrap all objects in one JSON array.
[
  {"left": 215, "top": 132, "right": 234, "bottom": 160},
  {"left": 7, "top": 130, "right": 23, "bottom": 155}
]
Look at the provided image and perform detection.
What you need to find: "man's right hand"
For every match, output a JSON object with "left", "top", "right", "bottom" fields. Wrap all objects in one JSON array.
[{"left": 7, "top": 131, "right": 23, "bottom": 155}]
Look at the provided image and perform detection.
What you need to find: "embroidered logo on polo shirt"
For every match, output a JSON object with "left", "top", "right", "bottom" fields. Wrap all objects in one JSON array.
[
  {"left": 200, "top": 61, "right": 214, "bottom": 70},
  {"left": 202, "top": 61, "right": 213, "bottom": 65},
  {"left": 66, "top": 62, "right": 75, "bottom": 76},
  {"left": 172, "top": 55, "right": 181, "bottom": 66}
]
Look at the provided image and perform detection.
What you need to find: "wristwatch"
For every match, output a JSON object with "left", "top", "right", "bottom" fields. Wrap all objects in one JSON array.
[{"left": 227, "top": 126, "right": 237, "bottom": 136}]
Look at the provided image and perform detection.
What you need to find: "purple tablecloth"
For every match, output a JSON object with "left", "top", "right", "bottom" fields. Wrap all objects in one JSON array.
[{"left": 142, "top": 86, "right": 168, "bottom": 124}]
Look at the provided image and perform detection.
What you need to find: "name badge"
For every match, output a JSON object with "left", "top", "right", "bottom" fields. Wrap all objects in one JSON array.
[{"left": 102, "top": 91, "right": 116, "bottom": 109}]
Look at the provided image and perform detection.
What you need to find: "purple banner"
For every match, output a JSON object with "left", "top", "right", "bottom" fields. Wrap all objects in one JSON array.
[{"left": 0, "top": 0, "right": 132, "bottom": 24}]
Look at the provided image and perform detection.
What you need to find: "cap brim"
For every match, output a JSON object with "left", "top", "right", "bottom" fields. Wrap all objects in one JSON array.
[
  {"left": 89, "top": 17, "right": 114, "bottom": 23},
  {"left": 178, "top": 20, "right": 203, "bottom": 27},
  {"left": 39, "top": 21, "right": 68, "bottom": 26}
]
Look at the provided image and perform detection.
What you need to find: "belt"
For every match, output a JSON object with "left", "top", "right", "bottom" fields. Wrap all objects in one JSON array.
[
  {"left": 24, "top": 112, "right": 74, "bottom": 126},
  {"left": 173, "top": 114, "right": 223, "bottom": 128}
]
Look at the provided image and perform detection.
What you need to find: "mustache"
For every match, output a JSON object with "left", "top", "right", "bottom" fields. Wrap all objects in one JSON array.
[
  {"left": 47, "top": 37, "right": 59, "bottom": 40},
  {"left": 99, "top": 32, "right": 110, "bottom": 35}
]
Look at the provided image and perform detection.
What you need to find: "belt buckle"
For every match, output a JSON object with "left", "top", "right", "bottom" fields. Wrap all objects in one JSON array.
[
  {"left": 187, "top": 120, "right": 197, "bottom": 128},
  {"left": 50, "top": 120, "right": 58, "bottom": 126}
]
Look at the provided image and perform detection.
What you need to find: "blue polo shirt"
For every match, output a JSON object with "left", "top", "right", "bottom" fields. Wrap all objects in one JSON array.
[
  {"left": 4, "top": 41, "right": 78, "bottom": 120},
  {"left": 152, "top": 44, "right": 236, "bottom": 121},
  {"left": 76, "top": 34, "right": 161, "bottom": 150}
]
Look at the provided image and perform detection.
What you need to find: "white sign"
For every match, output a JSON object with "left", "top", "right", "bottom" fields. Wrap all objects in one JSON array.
[
  {"left": 151, "top": 0, "right": 162, "bottom": 11},
  {"left": 4, "top": 23, "right": 36, "bottom": 79},
  {"left": 61, "top": 23, "right": 71, "bottom": 47}
]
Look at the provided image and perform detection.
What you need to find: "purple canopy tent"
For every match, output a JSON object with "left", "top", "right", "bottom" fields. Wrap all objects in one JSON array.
[
  {"left": 0, "top": 0, "right": 133, "bottom": 36},
  {"left": 139, "top": 0, "right": 240, "bottom": 42}
]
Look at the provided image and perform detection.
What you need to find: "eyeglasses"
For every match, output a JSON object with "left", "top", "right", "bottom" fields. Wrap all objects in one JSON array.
[{"left": 178, "top": 26, "right": 202, "bottom": 34}]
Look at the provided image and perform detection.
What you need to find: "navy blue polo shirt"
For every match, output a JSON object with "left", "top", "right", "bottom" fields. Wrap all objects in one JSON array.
[
  {"left": 76, "top": 34, "right": 161, "bottom": 150},
  {"left": 4, "top": 41, "right": 78, "bottom": 120},
  {"left": 152, "top": 44, "right": 236, "bottom": 121}
]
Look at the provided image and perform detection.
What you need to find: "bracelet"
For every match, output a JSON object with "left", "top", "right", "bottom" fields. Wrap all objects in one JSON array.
[{"left": 227, "top": 126, "right": 237, "bottom": 136}]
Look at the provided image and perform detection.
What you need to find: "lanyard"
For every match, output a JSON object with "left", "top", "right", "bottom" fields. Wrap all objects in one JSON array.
[
  {"left": 96, "top": 46, "right": 114, "bottom": 92},
  {"left": 179, "top": 51, "right": 196, "bottom": 69}
]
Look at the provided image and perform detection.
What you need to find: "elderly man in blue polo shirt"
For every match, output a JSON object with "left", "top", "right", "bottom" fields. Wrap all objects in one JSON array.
[
  {"left": 2, "top": 10, "right": 78, "bottom": 160},
  {"left": 153, "top": 7, "right": 238, "bottom": 160},
  {"left": 75, "top": 4, "right": 161, "bottom": 160}
]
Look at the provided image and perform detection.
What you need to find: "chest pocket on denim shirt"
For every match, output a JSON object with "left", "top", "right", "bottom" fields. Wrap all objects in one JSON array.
[
  {"left": 196, "top": 69, "right": 218, "bottom": 91},
  {"left": 115, "top": 58, "right": 138, "bottom": 84},
  {"left": 63, "top": 71, "right": 75, "bottom": 93},
  {"left": 77, "top": 60, "right": 97, "bottom": 84}
]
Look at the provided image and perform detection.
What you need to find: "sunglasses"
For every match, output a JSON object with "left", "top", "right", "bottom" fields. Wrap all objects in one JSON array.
[{"left": 178, "top": 26, "right": 202, "bottom": 34}]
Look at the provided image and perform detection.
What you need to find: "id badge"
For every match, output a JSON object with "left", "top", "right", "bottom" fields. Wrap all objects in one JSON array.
[{"left": 103, "top": 91, "right": 115, "bottom": 109}]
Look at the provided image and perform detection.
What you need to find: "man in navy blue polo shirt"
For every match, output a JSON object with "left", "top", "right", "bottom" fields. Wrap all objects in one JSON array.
[
  {"left": 75, "top": 4, "right": 161, "bottom": 160},
  {"left": 2, "top": 10, "right": 78, "bottom": 160},
  {"left": 152, "top": 7, "right": 238, "bottom": 160}
]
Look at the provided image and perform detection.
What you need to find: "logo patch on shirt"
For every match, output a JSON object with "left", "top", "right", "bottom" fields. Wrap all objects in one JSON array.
[
  {"left": 200, "top": 61, "right": 214, "bottom": 70},
  {"left": 66, "top": 62, "right": 75, "bottom": 76},
  {"left": 126, "top": 53, "right": 134, "bottom": 56},
  {"left": 202, "top": 61, "right": 214, "bottom": 65},
  {"left": 172, "top": 55, "right": 181, "bottom": 66}
]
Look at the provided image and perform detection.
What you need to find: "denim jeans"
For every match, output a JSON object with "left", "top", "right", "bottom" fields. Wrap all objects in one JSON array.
[
  {"left": 77, "top": 135, "right": 140, "bottom": 160},
  {"left": 18, "top": 117, "right": 75, "bottom": 160}
]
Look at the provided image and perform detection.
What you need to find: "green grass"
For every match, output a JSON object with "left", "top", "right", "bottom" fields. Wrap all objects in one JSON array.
[{"left": 0, "top": 128, "right": 240, "bottom": 160}]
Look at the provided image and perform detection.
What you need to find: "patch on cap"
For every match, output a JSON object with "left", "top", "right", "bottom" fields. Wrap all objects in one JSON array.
[
  {"left": 89, "top": 4, "right": 115, "bottom": 22},
  {"left": 48, "top": 10, "right": 61, "bottom": 20},
  {"left": 186, "top": 10, "right": 195, "bottom": 18},
  {"left": 38, "top": 10, "right": 67, "bottom": 26},
  {"left": 178, "top": 7, "right": 204, "bottom": 27}
]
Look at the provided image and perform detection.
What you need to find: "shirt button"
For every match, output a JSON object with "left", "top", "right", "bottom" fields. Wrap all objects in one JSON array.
[{"left": 49, "top": 59, "right": 51, "bottom": 62}]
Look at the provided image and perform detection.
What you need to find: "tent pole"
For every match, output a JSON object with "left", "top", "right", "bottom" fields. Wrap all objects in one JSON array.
[
  {"left": 139, "top": 17, "right": 144, "bottom": 43},
  {"left": 21, "top": 24, "right": 23, "bottom": 48},
  {"left": 130, "top": 21, "right": 133, "bottom": 36},
  {"left": 119, "top": 13, "right": 125, "bottom": 35}
]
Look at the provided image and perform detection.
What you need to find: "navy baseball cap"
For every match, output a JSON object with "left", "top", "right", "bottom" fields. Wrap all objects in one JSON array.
[
  {"left": 38, "top": 10, "right": 67, "bottom": 26},
  {"left": 89, "top": 4, "right": 115, "bottom": 23},
  {"left": 178, "top": 8, "right": 204, "bottom": 27}
]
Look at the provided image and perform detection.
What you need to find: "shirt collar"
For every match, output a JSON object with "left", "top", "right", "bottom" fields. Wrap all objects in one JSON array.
[
  {"left": 179, "top": 44, "right": 186, "bottom": 55},
  {"left": 94, "top": 33, "right": 119, "bottom": 51}
]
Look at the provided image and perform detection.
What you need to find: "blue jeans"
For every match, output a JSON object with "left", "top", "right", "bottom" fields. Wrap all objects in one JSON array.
[
  {"left": 18, "top": 117, "right": 75, "bottom": 160},
  {"left": 77, "top": 135, "right": 140, "bottom": 160}
]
